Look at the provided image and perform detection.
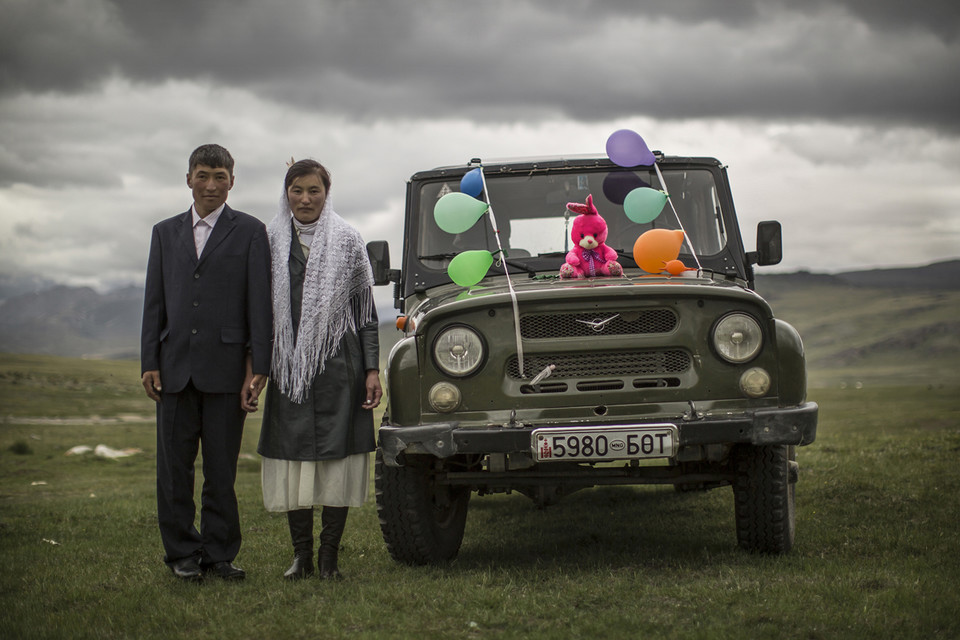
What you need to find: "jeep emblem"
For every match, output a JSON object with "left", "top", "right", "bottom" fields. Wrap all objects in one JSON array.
[{"left": 576, "top": 314, "right": 620, "bottom": 332}]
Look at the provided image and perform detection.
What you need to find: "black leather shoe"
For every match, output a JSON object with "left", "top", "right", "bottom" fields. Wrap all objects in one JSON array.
[
  {"left": 284, "top": 552, "right": 314, "bottom": 580},
  {"left": 170, "top": 557, "right": 203, "bottom": 581},
  {"left": 203, "top": 561, "right": 246, "bottom": 580},
  {"left": 318, "top": 545, "right": 343, "bottom": 581}
]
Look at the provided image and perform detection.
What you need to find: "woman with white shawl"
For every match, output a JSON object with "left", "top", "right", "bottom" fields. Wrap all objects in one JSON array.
[{"left": 257, "top": 159, "right": 381, "bottom": 580}]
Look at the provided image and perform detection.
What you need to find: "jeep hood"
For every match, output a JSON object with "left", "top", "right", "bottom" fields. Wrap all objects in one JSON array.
[{"left": 406, "top": 271, "right": 761, "bottom": 321}]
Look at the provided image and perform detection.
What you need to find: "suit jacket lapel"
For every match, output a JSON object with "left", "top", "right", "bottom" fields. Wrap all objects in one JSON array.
[
  {"left": 198, "top": 205, "right": 237, "bottom": 265},
  {"left": 176, "top": 210, "right": 199, "bottom": 266}
]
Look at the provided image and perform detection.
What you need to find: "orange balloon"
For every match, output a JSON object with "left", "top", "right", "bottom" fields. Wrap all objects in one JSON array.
[
  {"left": 664, "top": 259, "right": 694, "bottom": 276},
  {"left": 633, "top": 229, "right": 685, "bottom": 274}
]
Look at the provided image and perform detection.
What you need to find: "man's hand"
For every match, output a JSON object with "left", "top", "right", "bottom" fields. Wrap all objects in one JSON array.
[
  {"left": 142, "top": 370, "right": 162, "bottom": 402},
  {"left": 362, "top": 370, "right": 382, "bottom": 410},
  {"left": 242, "top": 374, "right": 267, "bottom": 413}
]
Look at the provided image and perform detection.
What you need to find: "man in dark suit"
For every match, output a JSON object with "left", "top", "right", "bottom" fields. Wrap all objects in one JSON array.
[{"left": 141, "top": 144, "right": 272, "bottom": 581}]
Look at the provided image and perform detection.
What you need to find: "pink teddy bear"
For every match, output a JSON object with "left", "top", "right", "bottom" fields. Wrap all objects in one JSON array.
[{"left": 559, "top": 194, "right": 623, "bottom": 279}]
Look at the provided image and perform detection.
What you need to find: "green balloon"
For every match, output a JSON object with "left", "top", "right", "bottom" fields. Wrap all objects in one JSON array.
[
  {"left": 434, "top": 192, "right": 489, "bottom": 234},
  {"left": 623, "top": 187, "right": 667, "bottom": 224},
  {"left": 447, "top": 250, "right": 494, "bottom": 287}
]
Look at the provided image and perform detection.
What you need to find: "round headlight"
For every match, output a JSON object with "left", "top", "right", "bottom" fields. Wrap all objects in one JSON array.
[
  {"left": 713, "top": 313, "right": 763, "bottom": 363},
  {"left": 432, "top": 325, "right": 485, "bottom": 377}
]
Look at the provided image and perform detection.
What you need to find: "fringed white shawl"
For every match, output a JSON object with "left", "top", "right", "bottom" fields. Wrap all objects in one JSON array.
[{"left": 267, "top": 194, "right": 375, "bottom": 403}]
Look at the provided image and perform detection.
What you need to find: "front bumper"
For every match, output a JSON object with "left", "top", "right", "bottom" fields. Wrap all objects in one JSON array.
[{"left": 378, "top": 401, "right": 818, "bottom": 467}]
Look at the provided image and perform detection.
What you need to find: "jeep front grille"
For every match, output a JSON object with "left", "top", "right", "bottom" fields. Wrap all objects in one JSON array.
[
  {"left": 506, "top": 349, "right": 691, "bottom": 380},
  {"left": 519, "top": 309, "right": 677, "bottom": 339}
]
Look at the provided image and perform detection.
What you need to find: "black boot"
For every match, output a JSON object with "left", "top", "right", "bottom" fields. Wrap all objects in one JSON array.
[
  {"left": 318, "top": 506, "right": 348, "bottom": 580},
  {"left": 283, "top": 508, "right": 314, "bottom": 580}
]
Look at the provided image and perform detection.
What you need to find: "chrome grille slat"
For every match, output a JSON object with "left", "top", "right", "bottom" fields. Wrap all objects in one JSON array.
[
  {"left": 519, "top": 309, "right": 677, "bottom": 339},
  {"left": 507, "top": 350, "right": 691, "bottom": 380}
]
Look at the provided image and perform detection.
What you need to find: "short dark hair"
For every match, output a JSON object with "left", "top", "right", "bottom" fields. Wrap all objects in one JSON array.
[
  {"left": 188, "top": 144, "right": 235, "bottom": 175},
  {"left": 284, "top": 159, "right": 331, "bottom": 192}
]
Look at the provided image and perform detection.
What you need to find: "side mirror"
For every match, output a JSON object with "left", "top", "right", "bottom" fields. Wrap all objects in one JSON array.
[
  {"left": 754, "top": 221, "right": 782, "bottom": 266},
  {"left": 366, "top": 241, "right": 399, "bottom": 286}
]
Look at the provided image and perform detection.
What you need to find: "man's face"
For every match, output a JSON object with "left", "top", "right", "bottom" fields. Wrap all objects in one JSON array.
[{"left": 187, "top": 164, "right": 234, "bottom": 217}]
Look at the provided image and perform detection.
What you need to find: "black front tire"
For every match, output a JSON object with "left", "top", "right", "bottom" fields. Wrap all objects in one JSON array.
[
  {"left": 375, "top": 450, "right": 470, "bottom": 565},
  {"left": 732, "top": 444, "right": 796, "bottom": 554}
]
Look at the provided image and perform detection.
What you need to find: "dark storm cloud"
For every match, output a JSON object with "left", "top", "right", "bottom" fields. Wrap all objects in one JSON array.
[
  {"left": 592, "top": 0, "right": 960, "bottom": 40},
  {"left": 2, "top": 0, "right": 959, "bottom": 127}
]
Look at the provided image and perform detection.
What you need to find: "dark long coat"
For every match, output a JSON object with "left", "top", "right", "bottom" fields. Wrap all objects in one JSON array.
[{"left": 257, "top": 226, "right": 379, "bottom": 462}]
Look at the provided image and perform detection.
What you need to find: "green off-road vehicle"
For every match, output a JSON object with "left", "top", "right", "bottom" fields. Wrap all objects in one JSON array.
[{"left": 366, "top": 152, "right": 818, "bottom": 564}]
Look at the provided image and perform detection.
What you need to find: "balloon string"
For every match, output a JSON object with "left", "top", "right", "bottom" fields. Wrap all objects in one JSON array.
[
  {"left": 654, "top": 162, "right": 703, "bottom": 272},
  {"left": 478, "top": 166, "right": 525, "bottom": 378}
]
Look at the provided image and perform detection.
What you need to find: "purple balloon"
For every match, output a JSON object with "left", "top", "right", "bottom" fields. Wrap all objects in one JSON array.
[
  {"left": 602, "top": 171, "right": 651, "bottom": 205},
  {"left": 460, "top": 168, "right": 484, "bottom": 198},
  {"left": 606, "top": 129, "right": 656, "bottom": 167}
]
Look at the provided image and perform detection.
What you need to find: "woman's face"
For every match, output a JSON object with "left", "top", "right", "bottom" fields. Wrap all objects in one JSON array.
[{"left": 287, "top": 173, "right": 327, "bottom": 223}]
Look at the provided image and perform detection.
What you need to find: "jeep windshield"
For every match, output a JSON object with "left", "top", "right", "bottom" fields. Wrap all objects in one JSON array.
[{"left": 409, "top": 157, "right": 745, "bottom": 292}]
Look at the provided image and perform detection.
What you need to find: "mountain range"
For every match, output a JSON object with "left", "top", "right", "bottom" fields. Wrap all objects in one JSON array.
[{"left": 1, "top": 260, "right": 958, "bottom": 385}]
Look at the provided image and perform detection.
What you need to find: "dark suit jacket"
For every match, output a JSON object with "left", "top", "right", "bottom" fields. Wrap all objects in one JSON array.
[{"left": 141, "top": 205, "right": 272, "bottom": 394}]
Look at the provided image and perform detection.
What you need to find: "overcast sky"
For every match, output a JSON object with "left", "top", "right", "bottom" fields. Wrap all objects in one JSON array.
[{"left": 1, "top": 0, "right": 958, "bottom": 301}]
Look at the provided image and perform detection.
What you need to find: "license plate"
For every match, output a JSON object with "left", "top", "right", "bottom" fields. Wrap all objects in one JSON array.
[{"left": 532, "top": 424, "right": 678, "bottom": 462}]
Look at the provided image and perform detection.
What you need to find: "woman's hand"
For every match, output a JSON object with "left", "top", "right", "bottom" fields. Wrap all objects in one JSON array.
[{"left": 362, "top": 370, "right": 383, "bottom": 409}]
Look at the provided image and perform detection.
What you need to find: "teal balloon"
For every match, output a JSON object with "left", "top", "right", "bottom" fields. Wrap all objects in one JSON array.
[
  {"left": 623, "top": 187, "right": 667, "bottom": 224},
  {"left": 448, "top": 250, "right": 493, "bottom": 287},
  {"left": 434, "top": 192, "right": 489, "bottom": 234}
]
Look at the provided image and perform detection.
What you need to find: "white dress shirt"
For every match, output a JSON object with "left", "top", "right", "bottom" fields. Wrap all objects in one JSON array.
[{"left": 191, "top": 204, "right": 225, "bottom": 258}]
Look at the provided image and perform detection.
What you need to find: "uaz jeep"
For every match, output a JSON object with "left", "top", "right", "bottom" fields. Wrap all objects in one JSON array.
[{"left": 366, "top": 152, "right": 818, "bottom": 564}]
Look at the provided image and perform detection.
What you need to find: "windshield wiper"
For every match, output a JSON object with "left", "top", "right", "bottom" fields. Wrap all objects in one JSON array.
[
  {"left": 421, "top": 252, "right": 537, "bottom": 278},
  {"left": 540, "top": 249, "right": 642, "bottom": 269},
  {"left": 612, "top": 249, "right": 639, "bottom": 267},
  {"left": 613, "top": 249, "right": 715, "bottom": 277},
  {"left": 498, "top": 256, "right": 537, "bottom": 278}
]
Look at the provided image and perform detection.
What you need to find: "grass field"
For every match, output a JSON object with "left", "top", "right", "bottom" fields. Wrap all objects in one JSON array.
[
  {"left": 1, "top": 354, "right": 959, "bottom": 639},
  {"left": 761, "top": 284, "right": 960, "bottom": 390}
]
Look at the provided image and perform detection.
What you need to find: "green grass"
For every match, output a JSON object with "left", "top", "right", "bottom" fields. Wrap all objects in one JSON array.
[
  {"left": 763, "top": 285, "right": 960, "bottom": 389},
  {"left": 1, "top": 355, "right": 959, "bottom": 638},
  {"left": 0, "top": 354, "right": 146, "bottom": 418}
]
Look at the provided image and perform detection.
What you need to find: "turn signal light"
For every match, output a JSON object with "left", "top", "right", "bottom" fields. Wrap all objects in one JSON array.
[
  {"left": 739, "top": 367, "right": 771, "bottom": 398},
  {"left": 428, "top": 382, "right": 461, "bottom": 413}
]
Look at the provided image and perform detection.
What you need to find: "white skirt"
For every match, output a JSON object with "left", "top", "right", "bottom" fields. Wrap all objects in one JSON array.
[{"left": 261, "top": 453, "right": 370, "bottom": 512}]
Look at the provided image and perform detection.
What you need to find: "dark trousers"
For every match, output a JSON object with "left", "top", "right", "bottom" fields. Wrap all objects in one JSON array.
[{"left": 156, "top": 380, "right": 246, "bottom": 565}]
